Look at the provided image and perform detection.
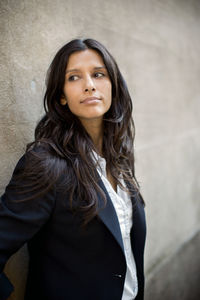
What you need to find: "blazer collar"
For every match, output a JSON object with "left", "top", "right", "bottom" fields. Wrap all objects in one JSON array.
[{"left": 97, "top": 177, "right": 125, "bottom": 255}]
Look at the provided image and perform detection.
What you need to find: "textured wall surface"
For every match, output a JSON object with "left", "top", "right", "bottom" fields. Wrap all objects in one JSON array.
[
  {"left": 145, "top": 230, "right": 200, "bottom": 300},
  {"left": 0, "top": 0, "right": 200, "bottom": 299}
]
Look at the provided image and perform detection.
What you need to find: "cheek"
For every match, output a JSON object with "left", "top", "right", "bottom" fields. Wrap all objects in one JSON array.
[
  {"left": 99, "top": 81, "right": 112, "bottom": 98},
  {"left": 105, "top": 83, "right": 112, "bottom": 104},
  {"left": 63, "top": 88, "right": 77, "bottom": 113},
  {"left": 64, "top": 80, "right": 82, "bottom": 99},
  {"left": 66, "top": 98, "right": 79, "bottom": 114},
  {"left": 64, "top": 86, "right": 75, "bottom": 100}
]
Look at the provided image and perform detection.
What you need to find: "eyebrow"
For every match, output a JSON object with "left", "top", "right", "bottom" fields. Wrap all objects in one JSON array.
[{"left": 66, "top": 66, "right": 107, "bottom": 74}]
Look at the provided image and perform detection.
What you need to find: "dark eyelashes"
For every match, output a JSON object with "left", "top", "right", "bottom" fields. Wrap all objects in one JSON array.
[
  {"left": 94, "top": 72, "right": 105, "bottom": 77},
  {"left": 68, "top": 75, "right": 77, "bottom": 81},
  {"left": 67, "top": 72, "right": 106, "bottom": 81}
]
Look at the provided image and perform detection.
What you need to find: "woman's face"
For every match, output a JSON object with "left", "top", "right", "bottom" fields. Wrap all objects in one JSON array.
[{"left": 63, "top": 49, "right": 112, "bottom": 123}]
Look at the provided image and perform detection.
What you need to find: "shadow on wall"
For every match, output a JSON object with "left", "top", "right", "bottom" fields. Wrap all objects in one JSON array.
[{"left": 145, "top": 230, "right": 200, "bottom": 300}]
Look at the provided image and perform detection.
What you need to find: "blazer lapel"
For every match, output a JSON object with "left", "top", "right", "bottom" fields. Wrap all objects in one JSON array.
[{"left": 97, "top": 177, "right": 125, "bottom": 254}]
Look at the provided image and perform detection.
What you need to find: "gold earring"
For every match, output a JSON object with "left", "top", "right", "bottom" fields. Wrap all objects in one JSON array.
[{"left": 60, "top": 96, "right": 67, "bottom": 106}]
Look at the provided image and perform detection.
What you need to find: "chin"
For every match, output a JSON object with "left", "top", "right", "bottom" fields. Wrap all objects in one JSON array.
[{"left": 80, "top": 111, "right": 106, "bottom": 119}]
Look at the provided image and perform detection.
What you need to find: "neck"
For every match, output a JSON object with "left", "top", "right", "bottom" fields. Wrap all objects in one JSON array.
[{"left": 80, "top": 118, "right": 103, "bottom": 155}]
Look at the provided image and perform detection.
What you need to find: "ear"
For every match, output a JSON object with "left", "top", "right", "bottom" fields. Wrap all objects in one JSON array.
[{"left": 60, "top": 95, "right": 67, "bottom": 106}]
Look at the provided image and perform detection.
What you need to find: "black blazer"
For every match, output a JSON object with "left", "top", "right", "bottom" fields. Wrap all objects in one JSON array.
[{"left": 0, "top": 153, "right": 146, "bottom": 300}]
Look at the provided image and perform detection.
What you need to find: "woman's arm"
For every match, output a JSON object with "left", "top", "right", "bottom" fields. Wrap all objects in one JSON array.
[{"left": 0, "top": 154, "right": 56, "bottom": 300}]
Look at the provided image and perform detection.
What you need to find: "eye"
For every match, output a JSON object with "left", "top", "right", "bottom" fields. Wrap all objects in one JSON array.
[
  {"left": 94, "top": 72, "right": 105, "bottom": 78},
  {"left": 68, "top": 75, "right": 79, "bottom": 81}
]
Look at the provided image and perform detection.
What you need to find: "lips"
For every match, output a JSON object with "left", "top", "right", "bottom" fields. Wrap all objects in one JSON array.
[{"left": 81, "top": 97, "right": 101, "bottom": 104}]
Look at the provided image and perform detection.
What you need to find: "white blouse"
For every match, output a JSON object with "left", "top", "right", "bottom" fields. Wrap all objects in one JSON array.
[{"left": 95, "top": 153, "right": 138, "bottom": 300}]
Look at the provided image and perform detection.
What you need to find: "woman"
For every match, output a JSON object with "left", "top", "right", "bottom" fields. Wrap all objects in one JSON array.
[{"left": 0, "top": 38, "right": 146, "bottom": 300}]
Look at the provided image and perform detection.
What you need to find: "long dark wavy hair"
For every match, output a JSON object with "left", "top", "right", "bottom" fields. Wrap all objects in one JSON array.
[{"left": 16, "top": 38, "right": 143, "bottom": 225}]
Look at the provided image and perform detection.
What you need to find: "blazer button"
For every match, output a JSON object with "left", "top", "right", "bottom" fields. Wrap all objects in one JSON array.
[{"left": 114, "top": 274, "right": 122, "bottom": 278}]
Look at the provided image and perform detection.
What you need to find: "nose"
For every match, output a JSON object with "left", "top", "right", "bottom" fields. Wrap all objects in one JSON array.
[{"left": 84, "top": 75, "right": 96, "bottom": 92}]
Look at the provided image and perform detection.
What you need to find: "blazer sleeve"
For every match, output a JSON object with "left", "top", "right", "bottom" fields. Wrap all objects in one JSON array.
[{"left": 0, "top": 153, "right": 56, "bottom": 300}]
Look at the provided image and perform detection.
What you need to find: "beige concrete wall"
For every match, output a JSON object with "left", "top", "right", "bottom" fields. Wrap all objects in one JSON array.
[{"left": 0, "top": 0, "right": 200, "bottom": 299}]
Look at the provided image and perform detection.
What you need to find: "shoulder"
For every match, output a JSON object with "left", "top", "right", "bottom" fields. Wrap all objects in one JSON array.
[
  {"left": 11, "top": 142, "right": 68, "bottom": 187},
  {"left": 23, "top": 142, "right": 73, "bottom": 186},
  {"left": 12, "top": 143, "right": 49, "bottom": 175},
  {"left": 22, "top": 142, "right": 66, "bottom": 169}
]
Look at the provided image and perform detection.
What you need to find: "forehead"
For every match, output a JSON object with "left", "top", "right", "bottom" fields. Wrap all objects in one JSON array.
[{"left": 66, "top": 49, "right": 105, "bottom": 70}]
